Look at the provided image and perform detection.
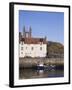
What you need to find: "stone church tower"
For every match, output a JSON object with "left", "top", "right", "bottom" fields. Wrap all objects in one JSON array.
[
  {"left": 23, "top": 26, "right": 32, "bottom": 38},
  {"left": 19, "top": 26, "right": 47, "bottom": 58}
]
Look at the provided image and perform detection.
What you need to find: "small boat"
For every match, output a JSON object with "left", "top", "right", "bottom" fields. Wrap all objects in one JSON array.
[
  {"left": 36, "top": 63, "right": 56, "bottom": 70},
  {"left": 37, "top": 63, "right": 44, "bottom": 70}
]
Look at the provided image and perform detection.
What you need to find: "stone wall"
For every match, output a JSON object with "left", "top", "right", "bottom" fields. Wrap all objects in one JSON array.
[{"left": 19, "top": 57, "right": 64, "bottom": 68}]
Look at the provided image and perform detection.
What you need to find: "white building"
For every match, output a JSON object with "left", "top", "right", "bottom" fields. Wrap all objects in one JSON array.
[{"left": 19, "top": 27, "right": 47, "bottom": 58}]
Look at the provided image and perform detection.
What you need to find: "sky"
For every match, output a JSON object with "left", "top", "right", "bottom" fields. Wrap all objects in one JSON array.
[{"left": 19, "top": 10, "right": 64, "bottom": 44}]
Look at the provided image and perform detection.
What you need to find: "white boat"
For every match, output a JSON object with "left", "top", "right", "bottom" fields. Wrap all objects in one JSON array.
[
  {"left": 37, "top": 63, "right": 44, "bottom": 70},
  {"left": 37, "top": 63, "right": 56, "bottom": 70}
]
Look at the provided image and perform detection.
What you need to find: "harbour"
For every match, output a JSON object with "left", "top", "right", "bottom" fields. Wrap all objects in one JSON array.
[{"left": 19, "top": 57, "right": 64, "bottom": 79}]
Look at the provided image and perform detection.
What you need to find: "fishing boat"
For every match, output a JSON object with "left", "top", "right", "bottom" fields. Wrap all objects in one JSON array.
[
  {"left": 37, "top": 63, "right": 44, "bottom": 70},
  {"left": 36, "top": 63, "right": 56, "bottom": 70}
]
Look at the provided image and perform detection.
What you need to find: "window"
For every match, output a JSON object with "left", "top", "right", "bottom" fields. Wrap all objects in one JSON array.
[
  {"left": 26, "top": 47, "right": 27, "bottom": 49},
  {"left": 31, "top": 47, "right": 33, "bottom": 50},
  {"left": 40, "top": 47, "right": 42, "bottom": 50},
  {"left": 21, "top": 42, "right": 23, "bottom": 45},
  {"left": 21, "top": 47, "right": 23, "bottom": 50}
]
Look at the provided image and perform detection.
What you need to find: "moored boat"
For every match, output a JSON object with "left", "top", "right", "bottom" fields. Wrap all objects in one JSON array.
[{"left": 36, "top": 63, "right": 56, "bottom": 70}]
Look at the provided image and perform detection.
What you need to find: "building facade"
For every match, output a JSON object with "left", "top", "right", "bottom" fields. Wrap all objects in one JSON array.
[{"left": 19, "top": 27, "right": 47, "bottom": 58}]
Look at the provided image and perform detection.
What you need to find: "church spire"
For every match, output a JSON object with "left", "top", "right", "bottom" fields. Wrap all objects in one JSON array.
[{"left": 29, "top": 26, "right": 32, "bottom": 38}]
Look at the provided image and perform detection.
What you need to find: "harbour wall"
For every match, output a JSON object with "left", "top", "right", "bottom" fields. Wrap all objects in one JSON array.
[{"left": 19, "top": 58, "right": 64, "bottom": 68}]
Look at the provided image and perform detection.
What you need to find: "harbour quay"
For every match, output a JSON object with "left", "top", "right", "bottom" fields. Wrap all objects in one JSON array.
[{"left": 19, "top": 57, "right": 64, "bottom": 68}]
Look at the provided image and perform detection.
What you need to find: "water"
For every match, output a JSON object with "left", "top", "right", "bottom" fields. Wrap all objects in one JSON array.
[{"left": 19, "top": 68, "right": 64, "bottom": 79}]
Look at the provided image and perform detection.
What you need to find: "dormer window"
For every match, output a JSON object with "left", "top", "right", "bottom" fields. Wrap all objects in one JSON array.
[
  {"left": 39, "top": 39, "right": 43, "bottom": 44},
  {"left": 40, "top": 42, "right": 43, "bottom": 44}
]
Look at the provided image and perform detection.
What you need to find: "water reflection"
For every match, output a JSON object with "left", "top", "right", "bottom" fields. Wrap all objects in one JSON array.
[{"left": 19, "top": 68, "right": 64, "bottom": 79}]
